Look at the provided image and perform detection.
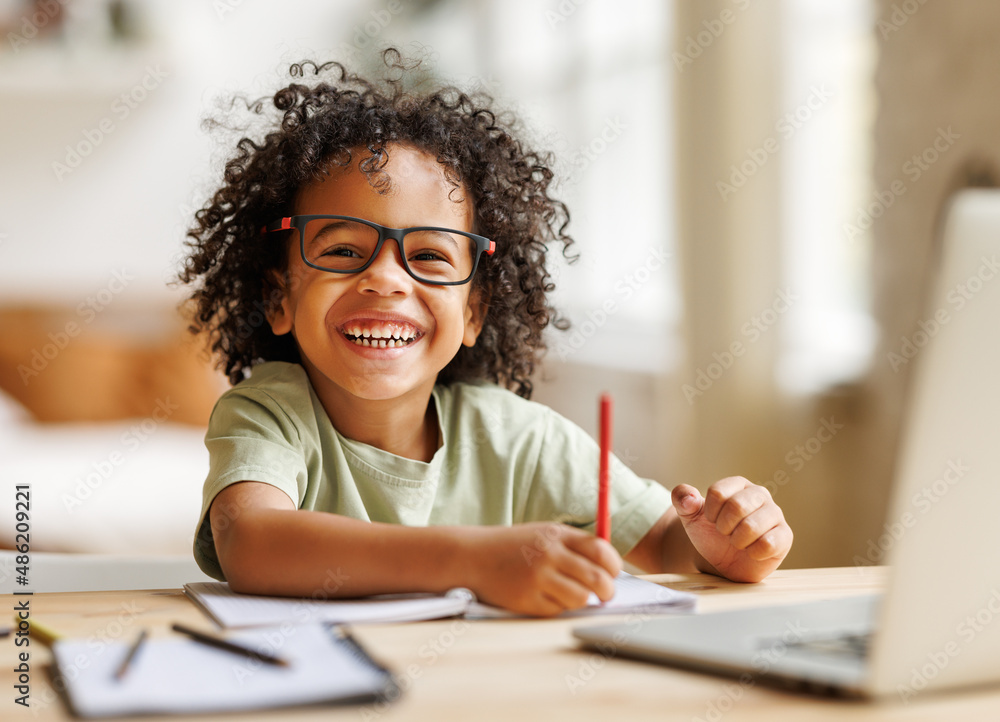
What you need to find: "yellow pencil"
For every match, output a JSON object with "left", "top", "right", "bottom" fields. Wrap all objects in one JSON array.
[{"left": 23, "top": 617, "right": 64, "bottom": 646}]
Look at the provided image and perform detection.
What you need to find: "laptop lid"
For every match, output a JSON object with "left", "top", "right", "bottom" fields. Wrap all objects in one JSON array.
[{"left": 868, "top": 189, "right": 1000, "bottom": 698}]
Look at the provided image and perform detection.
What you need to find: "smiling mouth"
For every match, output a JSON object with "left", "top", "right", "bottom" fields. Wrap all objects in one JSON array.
[{"left": 340, "top": 323, "right": 422, "bottom": 349}]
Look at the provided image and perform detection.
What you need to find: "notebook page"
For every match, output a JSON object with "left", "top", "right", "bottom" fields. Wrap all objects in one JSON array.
[
  {"left": 185, "top": 582, "right": 470, "bottom": 628},
  {"left": 465, "top": 572, "right": 697, "bottom": 619}
]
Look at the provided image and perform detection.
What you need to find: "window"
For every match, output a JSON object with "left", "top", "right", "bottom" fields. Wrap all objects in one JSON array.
[
  {"left": 779, "top": 0, "right": 876, "bottom": 392},
  {"left": 379, "top": 0, "right": 679, "bottom": 372}
]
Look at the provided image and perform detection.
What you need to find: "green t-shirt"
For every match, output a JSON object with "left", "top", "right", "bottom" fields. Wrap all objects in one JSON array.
[{"left": 193, "top": 361, "right": 672, "bottom": 580}]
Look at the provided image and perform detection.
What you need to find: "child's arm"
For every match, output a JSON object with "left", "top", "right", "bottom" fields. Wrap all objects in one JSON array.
[
  {"left": 210, "top": 481, "right": 622, "bottom": 616},
  {"left": 625, "top": 476, "right": 792, "bottom": 583}
]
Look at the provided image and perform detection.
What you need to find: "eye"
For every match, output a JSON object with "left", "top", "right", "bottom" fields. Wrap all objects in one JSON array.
[
  {"left": 320, "top": 245, "right": 363, "bottom": 258},
  {"left": 410, "top": 249, "right": 451, "bottom": 263}
]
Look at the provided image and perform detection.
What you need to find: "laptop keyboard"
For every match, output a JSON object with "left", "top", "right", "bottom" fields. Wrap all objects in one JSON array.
[
  {"left": 758, "top": 631, "right": 872, "bottom": 658},
  {"left": 782, "top": 632, "right": 872, "bottom": 658}
]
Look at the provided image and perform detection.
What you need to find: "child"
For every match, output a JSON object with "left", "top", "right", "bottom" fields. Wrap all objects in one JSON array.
[{"left": 179, "top": 50, "right": 792, "bottom": 616}]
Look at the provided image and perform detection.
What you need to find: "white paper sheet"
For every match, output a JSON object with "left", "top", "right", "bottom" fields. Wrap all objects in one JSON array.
[{"left": 53, "top": 623, "right": 394, "bottom": 718}]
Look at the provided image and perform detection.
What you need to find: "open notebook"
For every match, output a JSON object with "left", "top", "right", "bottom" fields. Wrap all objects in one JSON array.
[
  {"left": 185, "top": 572, "right": 696, "bottom": 628},
  {"left": 52, "top": 623, "right": 396, "bottom": 718}
]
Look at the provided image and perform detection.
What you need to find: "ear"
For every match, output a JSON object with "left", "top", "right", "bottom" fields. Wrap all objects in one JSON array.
[
  {"left": 462, "top": 287, "right": 488, "bottom": 347},
  {"left": 265, "top": 271, "right": 293, "bottom": 336}
]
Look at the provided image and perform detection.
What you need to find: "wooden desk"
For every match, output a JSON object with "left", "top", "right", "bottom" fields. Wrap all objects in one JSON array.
[{"left": 4, "top": 567, "right": 1000, "bottom": 720}]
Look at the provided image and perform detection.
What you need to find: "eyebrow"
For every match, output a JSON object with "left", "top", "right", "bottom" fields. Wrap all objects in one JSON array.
[
  {"left": 306, "top": 219, "right": 362, "bottom": 243},
  {"left": 412, "top": 229, "right": 463, "bottom": 250},
  {"left": 311, "top": 219, "right": 354, "bottom": 233}
]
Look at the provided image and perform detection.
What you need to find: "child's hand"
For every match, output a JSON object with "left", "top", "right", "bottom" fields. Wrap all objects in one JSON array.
[
  {"left": 465, "top": 522, "right": 622, "bottom": 616},
  {"left": 672, "top": 477, "right": 792, "bottom": 583}
]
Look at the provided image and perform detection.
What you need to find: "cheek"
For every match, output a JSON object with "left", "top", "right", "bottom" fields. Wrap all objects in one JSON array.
[{"left": 435, "top": 293, "right": 475, "bottom": 335}]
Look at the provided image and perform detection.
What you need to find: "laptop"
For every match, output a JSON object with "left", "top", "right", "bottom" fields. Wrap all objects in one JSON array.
[{"left": 573, "top": 188, "right": 1000, "bottom": 700}]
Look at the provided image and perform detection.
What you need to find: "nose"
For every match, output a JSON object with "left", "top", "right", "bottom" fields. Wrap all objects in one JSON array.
[{"left": 355, "top": 238, "right": 414, "bottom": 295}]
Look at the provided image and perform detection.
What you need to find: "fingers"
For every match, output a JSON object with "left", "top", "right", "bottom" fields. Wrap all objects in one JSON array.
[
  {"left": 533, "top": 566, "right": 604, "bottom": 613},
  {"left": 562, "top": 532, "right": 621, "bottom": 602},
  {"left": 515, "top": 535, "right": 619, "bottom": 615},
  {"left": 703, "top": 476, "right": 792, "bottom": 562},
  {"left": 728, "top": 504, "right": 785, "bottom": 552},
  {"left": 563, "top": 529, "right": 622, "bottom": 576},
  {"left": 702, "top": 476, "right": 756, "bottom": 524},
  {"left": 670, "top": 483, "right": 704, "bottom": 518},
  {"left": 745, "top": 521, "right": 794, "bottom": 562}
]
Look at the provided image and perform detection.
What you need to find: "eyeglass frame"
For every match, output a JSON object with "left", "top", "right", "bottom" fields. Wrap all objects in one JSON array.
[{"left": 263, "top": 215, "right": 496, "bottom": 286}]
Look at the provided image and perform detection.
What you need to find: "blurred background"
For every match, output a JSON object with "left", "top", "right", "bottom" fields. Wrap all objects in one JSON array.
[{"left": 0, "top": 0, "right": 996, "bottom": 569}]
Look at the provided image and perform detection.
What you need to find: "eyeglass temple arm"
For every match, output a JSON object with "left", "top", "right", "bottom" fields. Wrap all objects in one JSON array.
[{"left": 261, "top": 218, "right": 293, "bottom": 234}]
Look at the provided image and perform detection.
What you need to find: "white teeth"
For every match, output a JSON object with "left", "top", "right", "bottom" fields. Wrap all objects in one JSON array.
[
  {"left": 351, "top": 337, "right": 413, "bottom": 348},
  {"left": 344, "top": 322, "right": 419, "bottom": 347},
  {"left": 349, "top": 336, "right": 416, "bottom": 349}
]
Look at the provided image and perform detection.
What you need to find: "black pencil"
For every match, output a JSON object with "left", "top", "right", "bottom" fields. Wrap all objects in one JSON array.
[
  {"left": 114, "top": 629, "right": 148, "bottom": 681},
  {"left": 170, "top": 623, "right": 289, "bottom": 667}
]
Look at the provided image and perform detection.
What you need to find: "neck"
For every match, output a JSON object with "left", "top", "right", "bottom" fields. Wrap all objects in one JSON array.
[{"left": 307, "top": 374, "right": 440, "bottom": 462}]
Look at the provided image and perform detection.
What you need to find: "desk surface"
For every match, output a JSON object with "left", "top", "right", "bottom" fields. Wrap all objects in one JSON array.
[{"left": 4, "top": 566, "right": 1000, "bottom": 720}]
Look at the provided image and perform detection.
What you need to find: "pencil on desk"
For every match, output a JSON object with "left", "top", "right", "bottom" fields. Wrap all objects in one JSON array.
[
  {"left": 596, "top": 393, "right": 613, "bottom": 542},
  {"left": 19, "top": 617, "right": 64, "bottom": 647},
  {"left": 114, "top": 628, "right": 148, "bottom": 681},
  {"left": 171, "top": 623, "right": 289, "bottom": 667}
]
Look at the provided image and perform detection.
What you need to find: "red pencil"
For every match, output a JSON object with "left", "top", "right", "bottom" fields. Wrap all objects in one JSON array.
[{"left": 596, "top": 393, "right": 613, "bottom": 542}]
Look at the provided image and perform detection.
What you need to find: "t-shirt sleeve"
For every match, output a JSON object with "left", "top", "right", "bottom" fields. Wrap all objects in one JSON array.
[
  {"left": 519, "top": 407, "right": 672, "bottom": 557},
  {"left": 192, "top": 388, "right": 310, "bottom": 580}
]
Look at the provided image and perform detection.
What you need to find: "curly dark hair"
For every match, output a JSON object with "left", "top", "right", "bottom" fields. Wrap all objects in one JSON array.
[{"left": 177, "top": 49, "right": 573, "bottom": 398}]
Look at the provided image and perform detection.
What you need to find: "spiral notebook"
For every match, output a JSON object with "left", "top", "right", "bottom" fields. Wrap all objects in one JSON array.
[
  {"left": 185, "top": 573, "right": 696, "bottom": 628},
  {"left": 52, "top": 623, "right": 397, "bottom": 718}
]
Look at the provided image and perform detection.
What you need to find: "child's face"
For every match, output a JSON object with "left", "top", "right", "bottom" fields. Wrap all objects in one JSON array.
[{"left": 268, "top": 144, "right": 485, "bottom": 408}]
